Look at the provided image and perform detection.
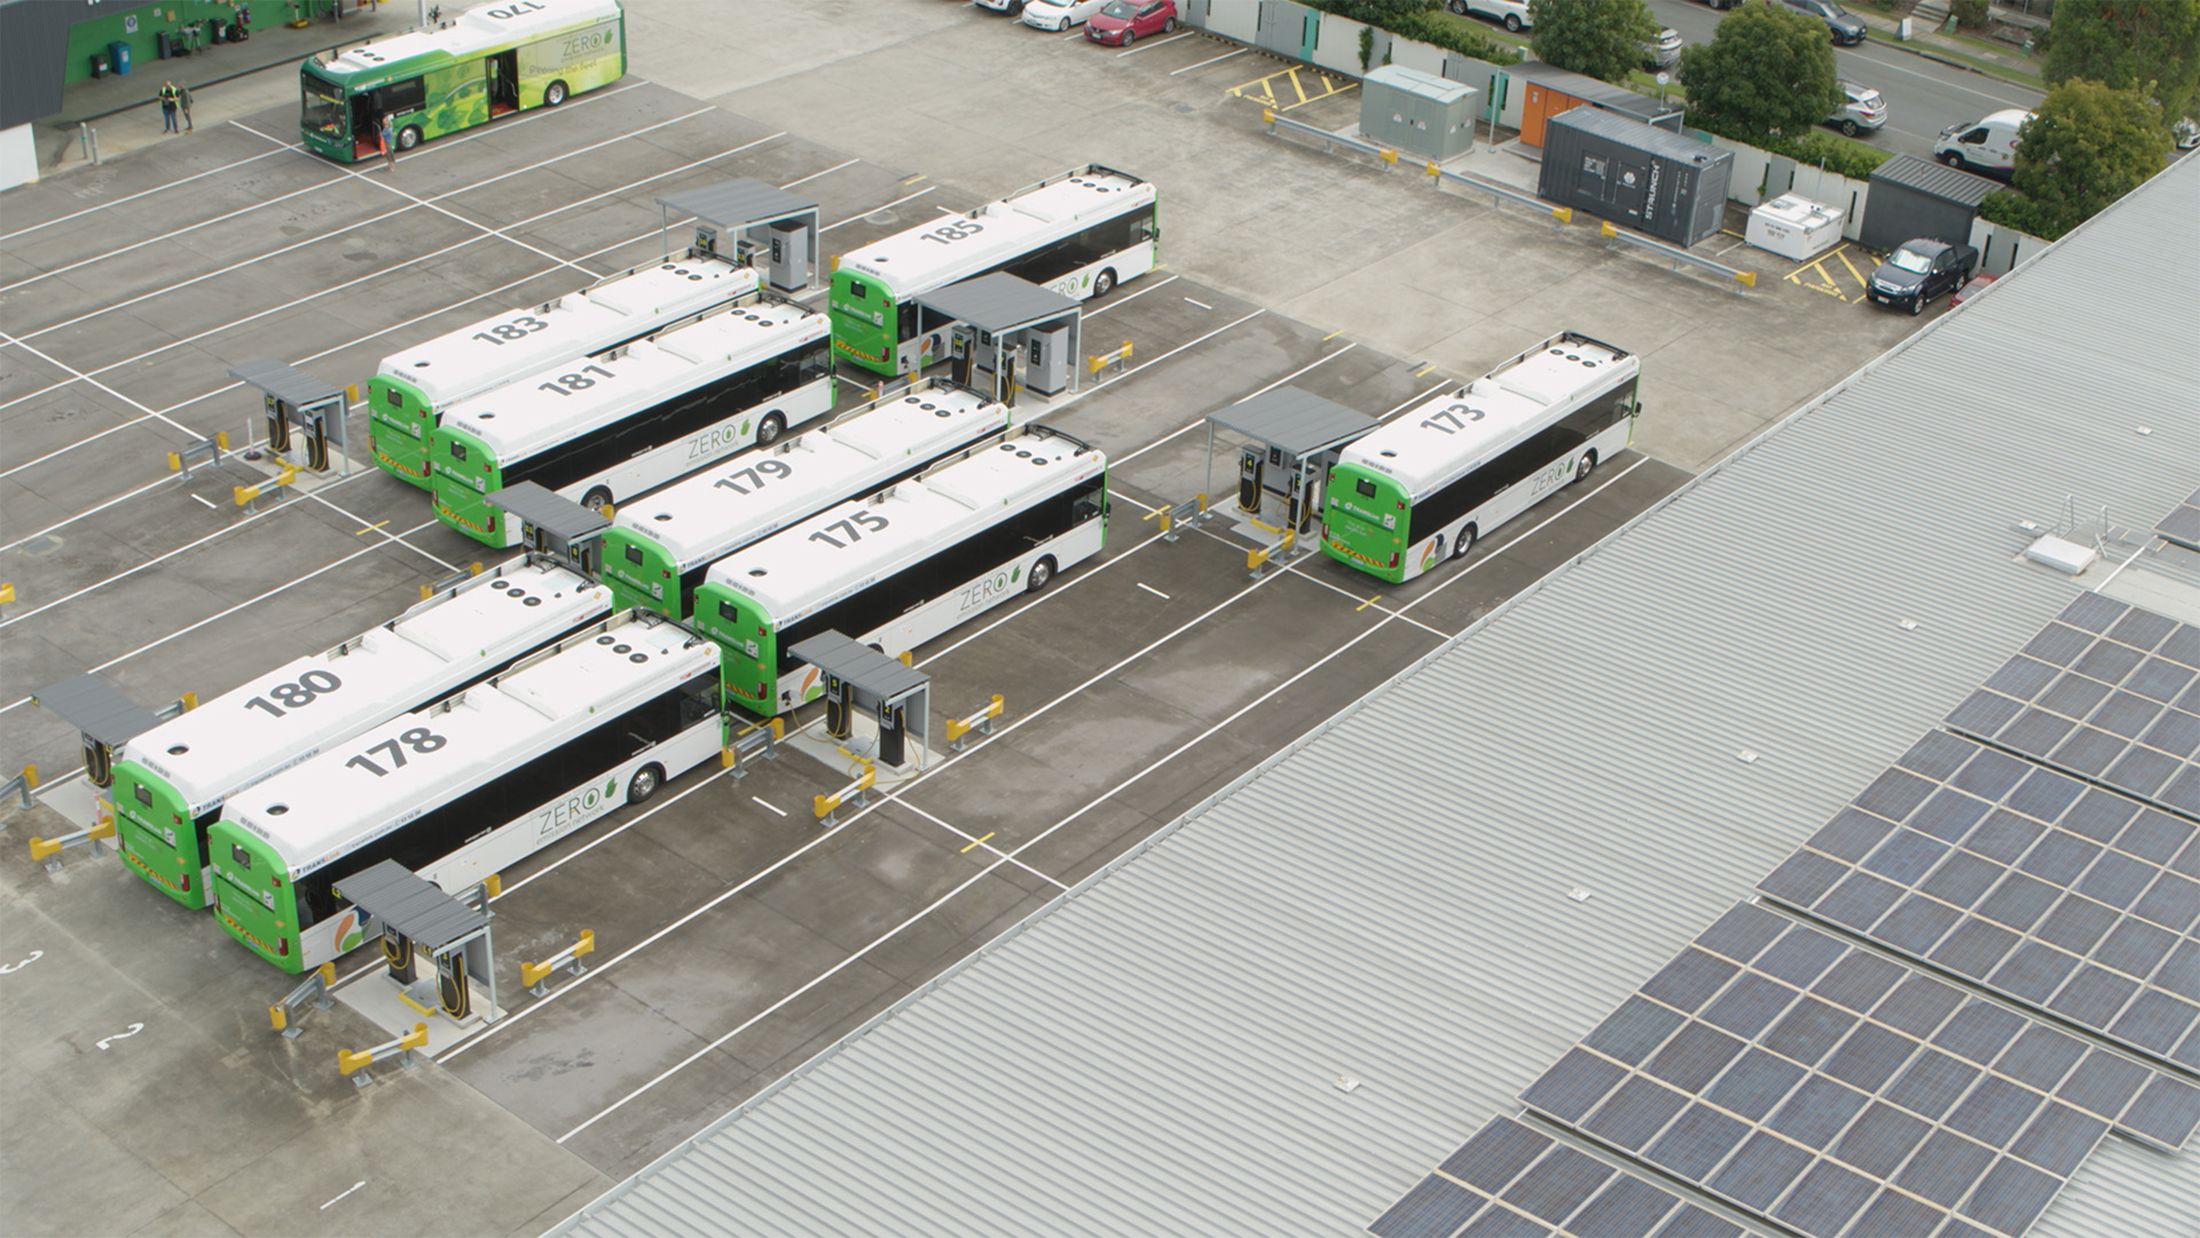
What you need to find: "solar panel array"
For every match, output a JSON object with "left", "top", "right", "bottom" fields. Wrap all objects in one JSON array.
[
  {"left": 1518, "top": 904, "right": 2200, "bottom": 1238},
  {"left": 1369, "top": 1115, "right": 1745, "bottom": 1238},
  {"left": 2157, "top": 486, "right": 2200, "bottom": 552},
  {"left": 1945, "top": 593, "right": 2200, "bottom": 820},
  {"left": 1759, "top": 728, "right": 2200, "bottom": 1074}
]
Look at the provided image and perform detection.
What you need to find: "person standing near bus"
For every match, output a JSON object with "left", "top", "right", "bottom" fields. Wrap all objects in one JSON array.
[
  {"left": 176, "top": 81, "right": 194, "bottom": 134},
  {"left": 377, "top": 113, "right": 397, "bottom": 171},
  {"left": 158, "top": 81, "right": 180, "bottom": 135}
]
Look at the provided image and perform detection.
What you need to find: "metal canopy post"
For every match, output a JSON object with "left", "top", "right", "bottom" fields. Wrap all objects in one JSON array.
[
  {"left": 486, "top": 482, "right": 613, "bottom": 577},
  {"left": 912, "top": 273, "right": 1083, "bottom": 406},
  {"left": 227, "top": 360, "right": 350, "bottom": 476},
  {"left": 654, "top": 178, "right": 823, "bottom": 293}
]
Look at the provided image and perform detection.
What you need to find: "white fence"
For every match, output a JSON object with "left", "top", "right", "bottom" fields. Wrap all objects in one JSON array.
[{"left": 1969, "top": 215, "right": 2048, "bottom": 276}]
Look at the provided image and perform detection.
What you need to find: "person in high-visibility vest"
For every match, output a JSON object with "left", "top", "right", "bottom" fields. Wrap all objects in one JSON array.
[{"left": 158, "top": 82, "right": 180, "bottom": 135}]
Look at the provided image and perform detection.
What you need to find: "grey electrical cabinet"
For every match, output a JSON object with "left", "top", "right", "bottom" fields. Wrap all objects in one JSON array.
[
  {"left": 1025, "top": 322, "right": 1071, "bottom": 397},
  {"left": 1538, "top": 106, "right": 1732, "bottom": 247},
  {"left": 1360, "top": 65, "right": 1478, "bottom": 162}
]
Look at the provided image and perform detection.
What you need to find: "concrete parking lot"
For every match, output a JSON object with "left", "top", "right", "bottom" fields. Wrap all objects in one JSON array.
[{"left": 1, "top": 3, "right": 1937, "bottom": 1233}]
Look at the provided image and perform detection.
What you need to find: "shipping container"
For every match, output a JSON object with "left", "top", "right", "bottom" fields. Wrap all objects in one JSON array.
[{"left": 1537, "top": 106, "right": 1731, "bottom": 247}]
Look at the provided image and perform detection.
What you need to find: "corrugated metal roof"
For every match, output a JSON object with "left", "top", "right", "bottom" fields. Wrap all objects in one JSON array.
[
  {"left": 1870, "top": 152, "right": 2000, "bottom": 206},
  {"left": 912, "top": 272, "right": 1079, "bottom": 333},
  {"left": 653, "top": 178, "right": 817, "bottom": 230},
  {"left": 553, "top": 152, "right": 2200, "bottom": 1237},
  {"left": 1548, "top": 104, "right": 1729, "bottom": 165},
  {"left": 1207, "top": 384, "right": 1377, "bottom": 458},
  {"left": 1511, "top": 61, "right": 1681, "bottom": 123}
]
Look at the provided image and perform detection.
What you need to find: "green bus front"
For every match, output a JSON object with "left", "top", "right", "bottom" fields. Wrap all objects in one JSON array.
[
  {"left": 599, "top": 526, "right": 687, "bottom": 616},
  {"left": 298, "top": 9, "right": 627, "bottom": 163},
  {"left": 429, "top": 426, "right": 508, "bottom": 546},
  {"left": 208, "top": 823, "right": 347, "bottom": 974},
  {"left": 689, "top": 585, "right": 809, "bottom": 717},
  {"left": 108, "top": 760, "right": 217, "bottom": 909},
  {"left": 1321, "top": 462, "right": 1413, "bottom": 584},
  {"left": 828, "top": 269, "right": 905, "bottom": 378},
  {"left": 367, "top": 372, "right": 438, "bottom": 488}
]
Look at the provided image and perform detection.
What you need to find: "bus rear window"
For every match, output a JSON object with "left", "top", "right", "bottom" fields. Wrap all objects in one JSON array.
[
  {"left": 449, "top": 442, "right": 468, "bottom": 462},
  {"left": 1356, "top": 479, "right": 1377, "bottom": 498},
  {"left": 388, "top": 389, "right": 404, "bottom": 409},
  {"left": 230, "top": 843, "right": 253, "bottom": 869},
  {"left": 135, "top": 784, "right": 152, "bottom": 806},
  {"left": 626, "top": 545, "right": 644, "bottom": 565},
  {"left": 845, "top": 280, "right": 868, "bottom": 302},
  {"left": 719, "top": 601, "right": 740, "bottom": 623}
]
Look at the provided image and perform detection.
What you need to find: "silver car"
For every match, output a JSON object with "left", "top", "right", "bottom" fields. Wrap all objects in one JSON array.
[
  {"left": 1827, "top": 79, "right": 1887, "bottom": 137},
  {"left": 1642, "top": 27, "right": 1682, "bottom": 70}
]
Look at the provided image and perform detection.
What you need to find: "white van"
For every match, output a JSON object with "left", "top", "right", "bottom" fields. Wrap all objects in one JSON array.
[{"left": 1934, "top": 109, "right": 2032, "bottom": 177}]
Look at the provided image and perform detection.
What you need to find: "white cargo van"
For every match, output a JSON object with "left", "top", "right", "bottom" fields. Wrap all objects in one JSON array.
[{"left": 1934, "top": 109, "right": 2032, "bottom": 177}]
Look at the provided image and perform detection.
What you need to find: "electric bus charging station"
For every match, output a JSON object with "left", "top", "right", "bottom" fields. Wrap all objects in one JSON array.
[
  {"left": 329, "top": 859, "right": 502, "bottom": 1066},
  {"left": 786, "top": 632, "right": 933, "bottom": 806},
  {"left": 654, "top": 178, "right": 822, "bottom": 295},
  {"left": 25, "top": 674, "right": 193, "bottom": 855},
  {"left": 228, "top": 360, "right": 352, "bottom": 479},
  {"left": 485, "top": 482, "right": 613, "bottom": 579},
  {"left": 1197, "top": 386, "right": 1377, "bottom": 568},
  {"left": 913, "top": 273, "right": 1082, "bottom": 407}
]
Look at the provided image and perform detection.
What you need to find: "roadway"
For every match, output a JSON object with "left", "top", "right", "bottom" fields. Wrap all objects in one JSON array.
[{"left": 1646, "top": 0, "right": 2045, "bottom": 158}]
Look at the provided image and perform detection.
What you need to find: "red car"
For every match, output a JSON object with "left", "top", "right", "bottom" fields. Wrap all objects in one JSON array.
[
  {"left": 1086, "top": 0, "right": 1177, "bottom": 46},
  {"left": 1949, "top": 272, "right": 1997, "bottom": 307}
]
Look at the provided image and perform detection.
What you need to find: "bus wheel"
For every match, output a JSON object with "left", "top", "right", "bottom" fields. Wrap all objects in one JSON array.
[
  {"left": 1452, "top": 523, "right": 1477, "bottom": 561},
  {"left": 545, "top": 80, "right": 569, "bottom": 107},
  {"left": 627, "top": 763, "right": 665, "bottom": 805},
  {"left": 397, "top": 125, "right": 421, "bottom": 151},
  {"left": 1027, "top": 556, "right": 1056, "bottom": 593},
  {"left": 1093, "top": 269, "right": 1117, "bottom": 298},
  {"left": 582, "top": 486, "right": 613, "bottom": 514},
  {"left": 756, "top": 412, "right": 787, "bottom": 445},
  {"left": 1575, "top": 451, "right": 1597, "bottom": 484}
]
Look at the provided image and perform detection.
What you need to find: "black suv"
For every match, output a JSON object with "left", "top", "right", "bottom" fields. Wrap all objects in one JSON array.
[
  {"left": 1867, "top": 239, "right": 1979, "bottom": 316},
  {"left": 1780, "top": 0, "right": 1867, "bottom": 45}
]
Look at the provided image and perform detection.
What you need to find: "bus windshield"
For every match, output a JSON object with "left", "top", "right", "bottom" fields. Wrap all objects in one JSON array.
[{"left": 301, "top": 72, "right": 346, "bottom": 137}]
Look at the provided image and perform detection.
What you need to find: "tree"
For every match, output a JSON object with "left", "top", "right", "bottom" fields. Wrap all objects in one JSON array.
[
  {"left": 2044, "top": 0, "right": 2200, "bottom": 123},
  {"left": 2009, "top": 79, "right": 2172, "bottom": 237},
  {"left": 1528, "top": 0, "right": 1659, "bottom": 83},
  {"left": 1676, "top": 3, "right": 1843, "bottom": 142}
]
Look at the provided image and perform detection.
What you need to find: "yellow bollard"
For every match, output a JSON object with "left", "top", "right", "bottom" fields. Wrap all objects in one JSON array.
[
  {"left": 398, "top": 1022, "right": 427, "bottom": 1053},
  {"left": 0, "top": 582, "right": 14, "bottom": 606},
  {"left": 233, "top": 483, "right": 260, "bottom": 508},
  {"left": 345, "top": 384, "right": 360, "bottom": 405},
  {"left": 1600, "top": 220, "right": 1617, "bottom": 239},
  {"left": 28, "top": 835, "right": 62, "bottom": 863},
  {"left": 1552, "top": 206, "right": 1574, "bottom": 224},
  {"left": 215, "top": 431, "right": 230, "bottom": 451},
  {"left": 1426, "top": 160, "right": 1441, "bottom": 177},
  {"left": 898, "top": 651, "right": 913, "bottom": 667},
  {"left": 481, "top": 873, "right": 502, "bottom": 898},
  {"left": 167, "top": 451, "right": 182, "bottom": 472},
  {"left": 1262, "top": 107, "right": 1276, "bottom": 124},
  {"left": 336, "top": 1046, "right": 374, "bottom": 1076},
  {"left": 180, "top": 692, "right": 198, "bottom": 712},
  {"left": 1735, "top": 270, "right": 1758, "bottom": 289},
  {"left": 19, "top": 764, "right": 37, "bottom": 790},
  {"left": 1380, "top": 148, "right": 1398, "bottom": 165},
  {"left": 812, "top": 791, "right": 841, "bottom": 821}
]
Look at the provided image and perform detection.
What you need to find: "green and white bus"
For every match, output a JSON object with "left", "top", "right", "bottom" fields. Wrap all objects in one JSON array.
[
  {"left": 829, "top": 165, "right": 1158, "bottom": 377},
  {"left": 300, "top": 0, "right": 625, "bottom": 162},
  {"left": 599, "top": 379, "right": 1015, "bottom": 618},
  {"left": 108, "top": 560, "right": 609, "bottom": 909},
  {"left": 368, "top": 254, "right": 757, "bottom": 488},
  {"left": 208, "top": 611, "right": 720, "bottom": 973},
  {"left": 692, "top": 427, "right": 1107, "bottom": 716},
  {"left": 1322, "top": 332, "right": 1639, "bottom": 583},
  {"left": 431, "top": 292, "right": 834, "bottom": 547}
]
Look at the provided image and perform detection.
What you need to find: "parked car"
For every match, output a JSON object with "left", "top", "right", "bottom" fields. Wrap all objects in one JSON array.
[
  {"left": 1447, "top": 0, "right": 1531, "bottom": 33},
  {"left": 1702, "top": 0, "right": 1741, "bottom": 7},
  {"left": 1948, "top": 272, "right": 1997, "bottom": 307},
  {"left": 1021, "top": 0, "right": 1110, "bottom": 31},
  {"left": 1826, "top": 80, "right": 1887, "bottom": 136},
  {"left": 1934, "top": 109, "right": 2032, "bottom": 177},
  {"left": 1642, "top": 27, "right": 1683, "bottom": 70},
  {"left": 1086, "top": 0, "right": 1177, "bottom": 45},
  {"left": 973, "top": 0, "right": 1027, "bottom": 14},
  {"left": 1867, "top": 239, "right": 1979, "bottom": 316},
  {"left": 1779, "top": 0, "right": 1867, "bottom": 45}
]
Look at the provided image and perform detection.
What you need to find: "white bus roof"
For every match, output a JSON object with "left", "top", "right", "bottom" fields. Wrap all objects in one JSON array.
[
  {"left": 232, "top": 614, "right": 711, "bottom": 875},
  {"left": 441, "top": 296, "right": 827, "bottom": 462},
  {"left": 122, "top": 560, "right": 604, "bottom": 819},
  {"left": 839, "top": 167, "right": 1152, "bottom": 298},
  {"left": 376, "top": 256, "right": 755, "bottom": 408},
  {"left": 1338, "top": 336, "right": 1637, "bottom": 497},
  {"left": 324, "top": 0, "right": 621, "bottom": 79},
  {"left": 614, "top": 382, "right": 1011, "bottom": 569},
  {"left": 706, "top": 431, "right": 1102, "bottom": 622}
]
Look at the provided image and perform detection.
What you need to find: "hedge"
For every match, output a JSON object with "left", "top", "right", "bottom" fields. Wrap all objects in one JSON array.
[
  {"left": 1691, "top": 112, "right": 1892, "bottom": 180},
  {"left": 1308, "top": 0, "right": 1525, "bottom": 67}
]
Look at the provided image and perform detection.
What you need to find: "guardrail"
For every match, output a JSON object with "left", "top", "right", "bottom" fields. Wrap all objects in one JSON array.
[
  {"left": 269, "top": 963, "right": 338, "bottom": 1040},
  {"left": 721, "top": 716, "right": 785, "bottom": 780},
  {"left": 2, "top": 764, "right": 35, "bottom": 816},
  {"left": 520, "top": 929, "right": 595, "bottom": 996},
  {"left": 1597, "top": 220, "right": 1757, "bottom": 291},
  {"left": 814, "top": 758, "right": 876, "bottom": 829},
  {"left": 1427, "top": 162, "right": 1572, "bottom": 228},
  {"left": 1247, "top": 528, "right": 1298, "bottom": 579},
  {"left": 945, "top": 695, "right": 1005, "bottom": 753},
  {"left": 1151, "top": 493, "right": 1209, "bottom": 543},
  {"left": 28, "top": 811, "right": 115, "bottom": 872},
  {"left": 337, "top": 1021, "right": 428, "bottom": 1088},
  {"left": 1263, "top": 109, "right": 1400, "bottom": 167}
]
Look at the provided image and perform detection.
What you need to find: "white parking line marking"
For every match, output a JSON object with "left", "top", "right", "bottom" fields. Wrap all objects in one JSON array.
[
  {"left": 190, "top": 495, "right": 216, "bottom": 510},
  {"left": 1136, "top": 582, "right": 1171, "bottom": 600},
  {"left": 1118, "top": 29, "right": 1197, "bottom": 56},
  {"left": 1113, "top": 343, "right": 1356, "bottom": 468},
  {"left": 821, "top": 185, "right": 937, "bottom": 232},
  {"left": 319, "top": 1182, "right": 366, "bottom": 1211},
  {"left": 1172, "top": 46, "right": 1247, "bottom": 75},
  {"left": 891, "top": 798, "right": 1069, "bottom": 890},
  {"left": 1184, "top": 297, "right": 1213, "bottom": 310},
  {"left": 1084, "top": 273, "right": 1179, "bottom": 316},
  {"left": 751, "top": 797, "right": 787, "bottom": 818},
  {"left": 0, "top": 147, "right": 297, "bottom": 242}
]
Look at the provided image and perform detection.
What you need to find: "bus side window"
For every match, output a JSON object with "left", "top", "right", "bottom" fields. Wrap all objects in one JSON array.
[{"left": 377, "top": 77, "right": 426, "bottom": 115}]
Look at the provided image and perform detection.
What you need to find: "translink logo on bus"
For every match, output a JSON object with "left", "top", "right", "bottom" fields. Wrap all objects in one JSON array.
[{"left": 536, "top": 776, "right": 619, "bottom": 840}]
